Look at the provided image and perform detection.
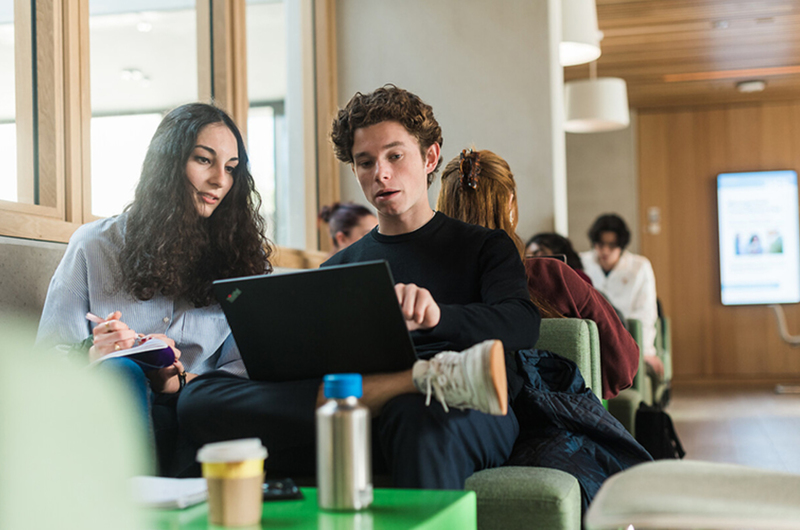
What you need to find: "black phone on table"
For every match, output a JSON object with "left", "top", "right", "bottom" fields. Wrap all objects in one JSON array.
[{"left": 262, "top": 478, "right": 304, "bottom": 501}]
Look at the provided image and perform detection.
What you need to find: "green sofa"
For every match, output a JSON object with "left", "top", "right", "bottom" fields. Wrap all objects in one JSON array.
[{"left": 465, "top": 318, "right": 602, "bottom": 530}]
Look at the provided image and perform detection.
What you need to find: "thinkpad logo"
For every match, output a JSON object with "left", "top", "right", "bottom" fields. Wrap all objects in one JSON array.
[{"left": 226, "top": 288, "right": 242, "bottom": 303}]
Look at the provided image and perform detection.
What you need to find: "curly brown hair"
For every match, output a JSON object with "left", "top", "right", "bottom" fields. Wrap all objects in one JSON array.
[
  {"left": 119, "top": 103, "right": 272, "bottom": 307},
  {"left": 330, "top": 85, "right": 443, "bottom": 186}
]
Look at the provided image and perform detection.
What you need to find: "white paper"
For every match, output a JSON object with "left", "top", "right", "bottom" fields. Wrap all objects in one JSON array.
[
  {"left": 130, "top": 476, "right": 208, "bottom": 509},
  {"left": 88, "top": 338, "right": 171, "bottom": 367}
]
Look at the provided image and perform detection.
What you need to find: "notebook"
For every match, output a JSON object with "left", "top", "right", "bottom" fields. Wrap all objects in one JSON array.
[
  {"left": 89, "top": 338, "right": 176, "bottom": 370},
  {"left": 212, "top": 260, "right": 418, "bottom": 382}
]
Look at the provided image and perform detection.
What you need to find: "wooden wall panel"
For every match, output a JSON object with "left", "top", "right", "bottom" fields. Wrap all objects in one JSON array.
[{"left": 639, "top": 101, "right": 800, "bottom": 383}]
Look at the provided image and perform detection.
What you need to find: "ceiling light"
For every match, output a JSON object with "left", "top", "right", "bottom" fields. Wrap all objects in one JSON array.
[
  {"left": 560, "top": 0, "right": 602, "bottom": 67},
  {"left": 564, "top": 76, "right": 630, "bottom": 133},
  {"left": 736, "top": 80, "right": 766, "bottom": 93}
]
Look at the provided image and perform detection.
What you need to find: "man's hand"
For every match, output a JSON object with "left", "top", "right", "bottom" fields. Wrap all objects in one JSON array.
[
  {"left": 645, "top": 354, "right": 664, "bottom": 379},
  {"left": 395, "top": 283, "right": 441, "bottom": 331}
]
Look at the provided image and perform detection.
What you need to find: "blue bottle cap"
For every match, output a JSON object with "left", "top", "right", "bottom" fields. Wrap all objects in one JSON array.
[{"left": 323, "top": 373, "right": 363, "bottom": 399}]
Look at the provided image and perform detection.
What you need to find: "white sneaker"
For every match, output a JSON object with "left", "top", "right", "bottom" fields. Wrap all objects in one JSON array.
[{"left": 412, "top": 339, "right": 508, "bottom": 416}]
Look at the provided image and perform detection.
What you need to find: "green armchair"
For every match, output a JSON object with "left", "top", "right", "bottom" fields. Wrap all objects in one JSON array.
[
  {"left": 465, "top": 318, "right": 602, "bottom": 530},
  {"left": 653, "top": 317, "right": 672, "bottom": 406},
  {"left": 607, "top": 319, "right": 651, "bottom": 436}
]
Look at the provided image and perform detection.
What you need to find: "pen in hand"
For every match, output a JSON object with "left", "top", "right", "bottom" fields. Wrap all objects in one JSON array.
[
  {"left": 86, "top": 311, "right": 145, "bottom": 347},
  {"left": 85, "top": 312, "right": 105, "bottom": 324}
]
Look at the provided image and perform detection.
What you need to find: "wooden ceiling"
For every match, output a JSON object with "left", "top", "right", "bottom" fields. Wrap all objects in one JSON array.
[{"left": 564, "top": 0, "right": 800, "bottom": 108}]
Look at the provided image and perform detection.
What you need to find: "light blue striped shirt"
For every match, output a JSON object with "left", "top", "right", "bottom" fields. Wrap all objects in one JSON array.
[{"left": 36, "top": 214, "right": 247, "bottom": 377}]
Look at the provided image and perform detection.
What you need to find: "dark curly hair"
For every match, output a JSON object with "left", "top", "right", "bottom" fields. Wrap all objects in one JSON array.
[
  {"left": 119, "top": 103, "right": 272, "bottom": 307},
  {"left": 330, "top": 85, "right": 443, "bottom": 186},
  {"left": 588, "top": 213, "right": 631, "bottom": 250},
  {"left": 526, "top": 232, "right": 585, "bottom": 271}
]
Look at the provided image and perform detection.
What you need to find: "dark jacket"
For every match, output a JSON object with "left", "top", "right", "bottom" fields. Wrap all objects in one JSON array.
[{"left": 508, "top": 349, "right": 653, "bottom": 512}]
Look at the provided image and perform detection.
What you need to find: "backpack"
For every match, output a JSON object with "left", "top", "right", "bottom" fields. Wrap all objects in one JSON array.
[{"left": 635, "top": 402, "right": 686, "bottom": 459}]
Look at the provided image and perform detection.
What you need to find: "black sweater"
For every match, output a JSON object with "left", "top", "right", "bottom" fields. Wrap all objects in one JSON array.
[{"left": 322, "top": 212, "right": 540, "bottom": 357}]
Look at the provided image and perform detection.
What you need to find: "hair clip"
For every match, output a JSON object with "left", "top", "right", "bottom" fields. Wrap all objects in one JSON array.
[{"left": 459, "top": 149, "right": 481, "bottom": 190}]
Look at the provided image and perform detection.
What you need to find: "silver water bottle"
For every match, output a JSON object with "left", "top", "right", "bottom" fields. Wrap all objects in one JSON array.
[{"left": 316, "top": 373, "right": 373, "bottom": 511}]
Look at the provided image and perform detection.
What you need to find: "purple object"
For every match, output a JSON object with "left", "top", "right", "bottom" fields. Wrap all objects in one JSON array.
[{"left": 128, "top": 346, "right": 176, "bottom": 371}]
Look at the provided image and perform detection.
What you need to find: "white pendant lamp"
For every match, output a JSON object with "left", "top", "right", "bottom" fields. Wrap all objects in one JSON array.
[
  {"left": 564, "top": 63, "right": 630, "bottom": 133},
  {"left": 560, "top": 0, "right": 602, "bottom": 66}
]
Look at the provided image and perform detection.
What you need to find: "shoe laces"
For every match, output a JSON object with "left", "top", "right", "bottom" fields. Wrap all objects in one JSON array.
[{"left": 420, "top": 353, "right": 473, "bottom": 413}]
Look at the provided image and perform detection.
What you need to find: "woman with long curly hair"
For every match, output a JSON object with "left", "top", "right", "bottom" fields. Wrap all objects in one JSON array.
[
  {"left": 37, "top": 103, "right": 271, "bottom": 472},
  {"left": 437, "top": 149, "right": 639, "bottom": 399}
]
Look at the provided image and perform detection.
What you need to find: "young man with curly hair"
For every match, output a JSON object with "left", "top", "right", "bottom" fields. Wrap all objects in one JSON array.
[
  {"left": 178, "top": 86, "right": 539, "bottom": 488},
  {"left": 322, "top": 85, "right": 540, "bottom": 488}
]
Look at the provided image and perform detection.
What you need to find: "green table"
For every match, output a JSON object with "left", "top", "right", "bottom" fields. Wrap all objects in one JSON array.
[{"left": 146, "top": 487, "right": 476, "bottom": 529}]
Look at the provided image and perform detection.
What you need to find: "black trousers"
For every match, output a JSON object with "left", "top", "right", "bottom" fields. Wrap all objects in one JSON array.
[{"left": 176, "top": 371, "right": 519, "bottom": 489}]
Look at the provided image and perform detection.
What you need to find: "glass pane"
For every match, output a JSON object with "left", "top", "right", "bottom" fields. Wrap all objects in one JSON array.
[
  {"left": 90, "top": 113, "right": 162, "bottom": 218},
  {"left": 247, "top": 105, "right": 277, "bottom": 239},
  {"left": 246, "top": 0, "right": 286, "bottom": 243},
  {"left": 0, "top": 1, "right": 18, "bottom": 203},
  {"left": 89, "top": 1, "right": 197, "bottom": 217}
]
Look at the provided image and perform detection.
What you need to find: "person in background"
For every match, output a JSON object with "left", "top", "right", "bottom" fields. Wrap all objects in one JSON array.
[
  {"left": 437, "top": 149, "right": 639, "bottom": 399},
  {"left": 36, "top": 103, "right": 271, "bottom": 475},
  {"left": 526, "top": 232, "right": 593, "bottom": 285},
  {"left": 318, "top": 202, "right": 378, "bottom": 254},
  {"left": 580, "top": 214, "right": 663, "bottom": 377}
]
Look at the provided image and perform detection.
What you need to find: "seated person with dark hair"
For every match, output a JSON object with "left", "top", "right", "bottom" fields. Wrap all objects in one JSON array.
[
  {"left": 526, "top": 232, "right": 593, "bottom": 286},
  {"left": 318, "top": 202, "right": 377, "bottom": 254},
  {"left": 580, "top": 213, "right": 663, "bottom": 378}
]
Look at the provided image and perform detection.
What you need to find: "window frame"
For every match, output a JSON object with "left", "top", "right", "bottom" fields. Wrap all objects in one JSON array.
[{"left": 0, "top": 0, "right": 339, "bottom": 264}]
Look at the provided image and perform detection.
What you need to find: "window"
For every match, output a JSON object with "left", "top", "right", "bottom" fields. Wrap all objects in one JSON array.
[
  {"left": 0, "top": 0, "right": 338, "bottom": 260},
  {"left": 90, "top": 113, "right": 162, "bottom": 217},
  {"left": 247, "top": 104, "right": 280, "bottom": 240},
  {"left": 89, "top": 1, "right": 198, "bottom": 217},
  {"left": 246, "top": 0, "right": 286, "bottom": 242},
  {"left": 247, "top": 0, "right": 317, "bottom": 249},
  {"left": 0, "top": 4, "right": 17, "bottom": 203}
]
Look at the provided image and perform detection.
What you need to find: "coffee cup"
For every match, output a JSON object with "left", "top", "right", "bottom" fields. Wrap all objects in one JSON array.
[{"left": 197, "top": 438, "right": 268, "bottom": 527}]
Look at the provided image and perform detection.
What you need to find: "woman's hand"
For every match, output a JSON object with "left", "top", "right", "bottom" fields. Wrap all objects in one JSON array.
[
  {"left": 147, "top": 360, "right": 186, "bottom": 394},
  {"left": 88, "top": 311, "right": 138, "bottom": 362},
  {"left": 141, "top": 333, "right": 181, "bottom": 359},
  {"left": 141, "top": 335, "right": 187, "bottom": 394}
]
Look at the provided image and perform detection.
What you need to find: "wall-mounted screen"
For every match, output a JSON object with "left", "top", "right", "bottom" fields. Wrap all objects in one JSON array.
[{"left": 717, "top": 170, "right": 800, "bottom": 305}]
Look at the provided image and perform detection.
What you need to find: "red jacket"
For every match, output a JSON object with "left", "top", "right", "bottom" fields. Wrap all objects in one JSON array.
[{"left": 525, "top": 258, "right": 639, "bottom": 399}]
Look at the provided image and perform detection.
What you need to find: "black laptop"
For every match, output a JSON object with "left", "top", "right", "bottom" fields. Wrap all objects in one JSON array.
[{"left": 212, "top": 261, "right": 418, "bottom": 382}]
